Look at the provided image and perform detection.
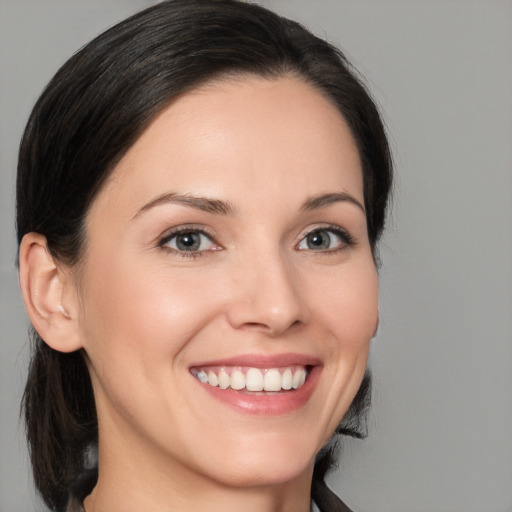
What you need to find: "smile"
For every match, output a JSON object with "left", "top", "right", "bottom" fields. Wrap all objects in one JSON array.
[
  {"left": 191, "top": 365, "right": 309, "bottom": 392},
  {"left": 189, "top": 354, "right": 321, "bottom": 415}
]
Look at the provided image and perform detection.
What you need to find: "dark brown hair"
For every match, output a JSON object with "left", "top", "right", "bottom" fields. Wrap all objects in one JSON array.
[{"left": 16, "top": 1, "right": 392, "bottom": 511}]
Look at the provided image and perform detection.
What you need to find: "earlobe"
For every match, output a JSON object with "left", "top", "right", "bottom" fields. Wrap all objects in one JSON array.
[{"left": 18, "top": 233, "right": 83, "bottom": 353}]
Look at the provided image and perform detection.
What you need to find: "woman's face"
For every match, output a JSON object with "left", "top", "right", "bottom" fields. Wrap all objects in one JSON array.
[{"left": 75, "top": 75, "right": 378, "bottom": 489}]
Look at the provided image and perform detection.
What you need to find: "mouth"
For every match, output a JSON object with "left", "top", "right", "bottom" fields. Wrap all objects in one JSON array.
[
  {"left": 190, "top": 365, "right": 310, "bottom": 393},
  {"left": 189, "top": 355, "right": 321, "bottom": 415}
]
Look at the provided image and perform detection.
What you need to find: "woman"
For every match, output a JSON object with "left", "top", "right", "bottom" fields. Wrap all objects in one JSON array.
[{"left": 16, "top": 1, "right": 392, "bottom": 511}]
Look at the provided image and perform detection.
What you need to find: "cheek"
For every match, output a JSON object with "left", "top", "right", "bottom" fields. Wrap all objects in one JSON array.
[
  {"left": 311, "top": 259, "right": 379, "bottom": 348},
  {"left": 77, "top": 253, "right": 218, "bottom": 375},
  {"left": 76, "top": 255, "right": 223, "bottom": 439}
]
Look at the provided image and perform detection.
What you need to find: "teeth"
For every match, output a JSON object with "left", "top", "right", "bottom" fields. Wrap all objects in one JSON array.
[
  {"left": 282, "top": 368, "right": 293, "bottom": 390},
  {"left": 207, "top": 371, "right": 218, "bottom": 387},
  {"left": 246, "top": 368, "right": 264, "bottom": 391},
  {"left": 263, "top": 369, "right": 282, "bottom": 392},
  {"left": 292, "top": 369, "right": 302, "bottom": 389},
  {"left": 218, "top": 368, "right": 230, "bottom": 389},
  {"left": 194, "top": 366, "right": 309, "bottom": 392},
  {"left": 230, "top": 370, "right": 245, "bottom": 390}
]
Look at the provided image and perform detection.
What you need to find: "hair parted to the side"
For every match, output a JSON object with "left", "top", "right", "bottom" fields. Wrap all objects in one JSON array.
[{"left": 16, "top": 1, "right": 392, "bottom": 510}]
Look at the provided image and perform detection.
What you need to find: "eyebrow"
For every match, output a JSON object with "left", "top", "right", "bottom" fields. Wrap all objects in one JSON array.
[
  {"left": 132, "top": 192, "right": 236, "bottom": 219},
  {"left": 301, "top": 192, "right": 365, "bottom": 213},
  {"left": 133, "top": 190, "right": 365, "bottom": 220}
]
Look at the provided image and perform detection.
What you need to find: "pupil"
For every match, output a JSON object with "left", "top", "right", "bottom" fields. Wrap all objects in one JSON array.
[
  {"left": 308, "top": 231, "right": 329, "bottom": 250},
  {"left": 177, "top": 232, "right": 200, "bottom": 251}
]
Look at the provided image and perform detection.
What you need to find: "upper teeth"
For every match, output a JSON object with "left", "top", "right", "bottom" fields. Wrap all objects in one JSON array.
[{"left": 194, "top": 366, "right": 308, "bottom": 392}]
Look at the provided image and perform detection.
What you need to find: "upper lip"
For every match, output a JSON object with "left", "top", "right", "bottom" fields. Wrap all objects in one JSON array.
[{"left": 189, "top": 353, "right": 322, "bottom": 369}]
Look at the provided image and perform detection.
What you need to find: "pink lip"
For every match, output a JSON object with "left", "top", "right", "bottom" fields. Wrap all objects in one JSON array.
[
  {"left": 189, "top": 353, "right": 322, "bottom": 416},
  {"left": 190, "top": 352, "right": 322, "bottom": 369}
]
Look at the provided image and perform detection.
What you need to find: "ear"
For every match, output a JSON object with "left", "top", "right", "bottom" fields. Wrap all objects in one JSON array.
[{"left": 18, "top": 233, "right": 83, "bottom": 353}]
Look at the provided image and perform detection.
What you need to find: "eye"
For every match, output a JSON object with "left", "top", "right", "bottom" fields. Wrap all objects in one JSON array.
[
  {"left": 297, "top": 227, "right": 353, "bottom": 252},
  {"left": 160, "top": 228, "right": 219, "bottom": 254}
]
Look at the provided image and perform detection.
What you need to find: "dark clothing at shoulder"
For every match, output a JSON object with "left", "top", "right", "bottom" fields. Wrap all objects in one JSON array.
[{"left": 313, "top": 480, "right": 355, "bottom": 512}]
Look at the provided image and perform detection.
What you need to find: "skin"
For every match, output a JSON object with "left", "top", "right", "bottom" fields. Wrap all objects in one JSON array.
[{"left": 21, "top": 75, "right": 378, "bottom": 512}]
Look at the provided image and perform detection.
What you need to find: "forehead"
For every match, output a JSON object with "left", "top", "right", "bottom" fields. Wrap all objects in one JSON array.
[{"left": 91, "top": 75, "right": 363, "bottom": 217}]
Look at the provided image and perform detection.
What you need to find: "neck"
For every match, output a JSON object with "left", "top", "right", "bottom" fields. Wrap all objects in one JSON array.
[
  {"left": 84, "top": 424, "right": 314, "bottom": 512},
  {"left": 85, "top": 461, "right": 313, "bottom": 512},
  {"left": 85, "top": 477, "right": 313, "bottom": 512}
]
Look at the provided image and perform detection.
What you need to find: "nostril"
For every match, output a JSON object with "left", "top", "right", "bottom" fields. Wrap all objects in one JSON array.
[
  {"left": 239, "top": 319, "right": 304, "bottom": 337},
  {"left": 241, "top": 318, "right": 303, "bottom": 332},
  {"left": 240, "top": 322, "right": 272, "bottom": 332}
]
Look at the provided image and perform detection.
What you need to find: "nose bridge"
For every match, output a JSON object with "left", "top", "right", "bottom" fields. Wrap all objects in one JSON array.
[{"left": 226, "top": 242, "right": 306, "bottom": 335}]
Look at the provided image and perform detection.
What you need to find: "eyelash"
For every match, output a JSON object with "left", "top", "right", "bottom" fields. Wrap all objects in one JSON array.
[{"left": 157, "top": 224, "right": 356, "bottom": 259}]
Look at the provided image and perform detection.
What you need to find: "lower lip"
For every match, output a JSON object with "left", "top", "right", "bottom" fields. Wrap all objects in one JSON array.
[{"left": 194, "top": 366, "right": 321, "bottom": 415}]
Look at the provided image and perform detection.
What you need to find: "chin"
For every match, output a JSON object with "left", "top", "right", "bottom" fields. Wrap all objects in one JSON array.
[
  {"left": 217, "top": 460, "right": 313, "bottom": 489},
  {"left": 200, "top": 434, "right": 317, "bottom": 488}
]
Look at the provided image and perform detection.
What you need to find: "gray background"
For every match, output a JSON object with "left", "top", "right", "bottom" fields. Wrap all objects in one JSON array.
[{"left": 1, "top": 1, "right": 511, "bottom": 511}]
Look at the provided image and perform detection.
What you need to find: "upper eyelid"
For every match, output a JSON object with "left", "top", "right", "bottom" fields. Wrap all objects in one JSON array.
[{"left": 298, "top": 223, "right": 353, "bottom": 239}]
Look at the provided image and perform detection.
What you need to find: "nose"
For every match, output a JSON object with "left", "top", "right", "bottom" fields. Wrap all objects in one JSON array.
[{"left": 225, "top": 249, "right": 308, "bottom": 336}]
